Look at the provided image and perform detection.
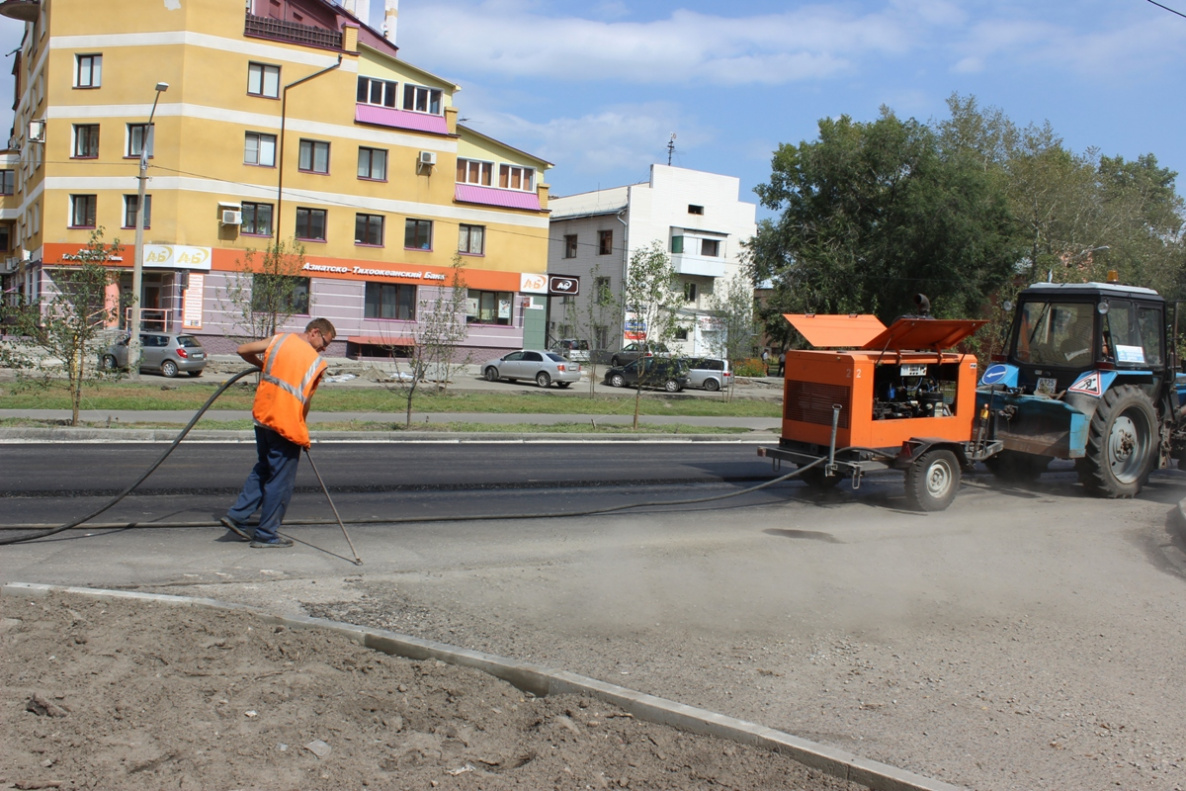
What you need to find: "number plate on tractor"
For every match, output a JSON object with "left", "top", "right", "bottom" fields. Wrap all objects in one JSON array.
[
  {"left": 900, "top": 364, "right": 927, "bottom": 377},
  {"left": 1036, "top": 377, "right": 1057, "bottom": 396}
]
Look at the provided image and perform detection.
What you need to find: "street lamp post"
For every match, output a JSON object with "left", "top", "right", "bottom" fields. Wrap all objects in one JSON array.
[{"left": 128, "top": 81, "right": 169, "bottom": 378}]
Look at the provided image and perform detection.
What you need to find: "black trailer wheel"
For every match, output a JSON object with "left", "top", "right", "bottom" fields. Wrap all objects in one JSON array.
[
  {"left": 1075, "top": 384, "right": 1157, "bottom": 498},
  {"left": 905, "top": 448, "right": 960, "bottom": 512},
  {"left": 985, "top": 450, "right": 1050, "bottom": 483}
]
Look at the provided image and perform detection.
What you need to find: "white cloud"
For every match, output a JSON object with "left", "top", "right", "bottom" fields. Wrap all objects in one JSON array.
[
  {"left": 395, "top": 2, "right": 961, "bottom": 86},
  {"left": 462, "top": 100, "right": 710, "bottom": 190}
]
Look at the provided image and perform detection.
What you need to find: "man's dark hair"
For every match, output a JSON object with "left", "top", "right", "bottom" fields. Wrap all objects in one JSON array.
[{"left": 306, "top": 318, "right": 336, "bottom": 340}]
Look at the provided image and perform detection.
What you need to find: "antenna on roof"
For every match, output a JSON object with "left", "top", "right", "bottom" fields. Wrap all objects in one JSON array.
[{"left": 667, "top": 133, "right": 676, "bottom": 166}]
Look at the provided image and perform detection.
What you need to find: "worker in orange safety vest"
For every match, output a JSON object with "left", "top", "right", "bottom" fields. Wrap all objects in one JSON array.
[{"left": 219, "top": 318, "right": 336, "bottom": 548}]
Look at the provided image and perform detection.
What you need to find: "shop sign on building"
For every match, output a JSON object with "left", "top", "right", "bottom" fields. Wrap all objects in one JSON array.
[
  {"left": 145, "top": 245, "right": 212, "bottom": 270},
  {"left": 520, "top": 272, "right": 547, "bottom": 294}
]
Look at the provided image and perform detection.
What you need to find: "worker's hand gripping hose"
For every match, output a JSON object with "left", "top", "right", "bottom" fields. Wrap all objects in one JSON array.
[{"left": 0, "top": 368, "right": 260, "bottom": 546}]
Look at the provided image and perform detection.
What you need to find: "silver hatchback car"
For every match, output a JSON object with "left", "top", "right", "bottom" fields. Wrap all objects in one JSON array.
[
  {"left": 102, "top": 332, "right": 208, "bottom": 377},
  {"left": 481, "top": 349, "right": 582, "bottom": 388}
]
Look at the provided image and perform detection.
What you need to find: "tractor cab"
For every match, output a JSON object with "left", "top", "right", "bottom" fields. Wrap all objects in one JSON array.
[{"left": 997, "top": 282, "right": 1167, "bottom": 404}]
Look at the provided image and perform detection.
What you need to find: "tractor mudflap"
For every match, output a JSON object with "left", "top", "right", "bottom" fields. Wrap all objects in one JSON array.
[{"left": 977, "top": 390, "right": 1090, "bottom": 459}]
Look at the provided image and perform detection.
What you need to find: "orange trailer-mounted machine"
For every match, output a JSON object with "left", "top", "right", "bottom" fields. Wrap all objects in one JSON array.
[{"left": 757, "top": 313, "right": 1000, "bottom": 511}]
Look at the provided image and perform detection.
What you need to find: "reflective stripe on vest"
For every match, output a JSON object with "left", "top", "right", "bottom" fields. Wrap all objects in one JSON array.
[
  {"left": 251, "top": 334, "right": 326, "bottom": 446},
  {"left": 260, "top": 335, "right": 322, "bottom": 408}
]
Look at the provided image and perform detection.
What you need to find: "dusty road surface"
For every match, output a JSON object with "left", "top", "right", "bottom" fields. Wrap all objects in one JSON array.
[
  {"left": 1, "top": 590, "right": 862, "bottom": 791},
  {"left": 3, "top": 455, "right": 1186, "bottom": 791}
]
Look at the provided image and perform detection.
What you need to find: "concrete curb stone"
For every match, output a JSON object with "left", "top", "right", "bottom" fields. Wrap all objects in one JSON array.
[
  {"left": 0, "top": 427, "right": 779, "bottom": 443},
  {"left": 2, "top": 581, "right": 969, "bottom": 791}
]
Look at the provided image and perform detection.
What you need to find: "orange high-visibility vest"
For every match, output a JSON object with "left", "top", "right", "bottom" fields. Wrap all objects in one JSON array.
[{"left": 252, "top": 334, "right": 326, "bottom": 447}]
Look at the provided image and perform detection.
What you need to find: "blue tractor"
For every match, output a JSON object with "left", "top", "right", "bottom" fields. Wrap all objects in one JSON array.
[{"left": 977, "top": 280, "right": 1186, "bottom": 497}]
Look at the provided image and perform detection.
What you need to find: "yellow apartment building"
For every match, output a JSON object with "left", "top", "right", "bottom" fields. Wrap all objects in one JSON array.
[{"left": 0, "top": 0, "right": 553, "bottom": 359}]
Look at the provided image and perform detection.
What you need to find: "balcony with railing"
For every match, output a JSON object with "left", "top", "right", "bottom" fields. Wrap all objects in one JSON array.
[
  {"left": 671, "top": 253, "right": 727, "bottom": 278},
  {"left": 244, "top": 12, "right": 342, "bottom": 51}
]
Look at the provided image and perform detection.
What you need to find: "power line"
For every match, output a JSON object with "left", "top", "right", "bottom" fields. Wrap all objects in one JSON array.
[{"left": 1145, "top": 0, "right": 1186, "bottom": 19}]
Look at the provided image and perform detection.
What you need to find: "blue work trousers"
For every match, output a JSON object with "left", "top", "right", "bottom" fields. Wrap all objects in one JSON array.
[{"left": 227, "top": 426, "right": 302, "bottom": 542}]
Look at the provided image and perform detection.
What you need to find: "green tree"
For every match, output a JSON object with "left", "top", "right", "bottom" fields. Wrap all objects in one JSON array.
[
  {"left": 618, "top": 240, "right": 683, "bottom": 428},
  {"left": 560, "top": 262, "right": 617, "bottom": 397},
  {"left": 749, "top": 108, "right": 1020, "bottom": 333},
  {"left": 222, "top": 240, "right": 309, "bottom": 340},
  {"left": 0, "top": 230, "right": 123, "bottom": 425},
  {"left": 382, "top": 256, "right": 471, "bottom": 426},
  {"left": 705, "top": 270, "right": 759, "bottom": 396}
]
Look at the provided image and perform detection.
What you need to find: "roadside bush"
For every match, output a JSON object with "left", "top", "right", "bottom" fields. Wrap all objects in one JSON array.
[{"left": 734, "top": 358, "right": 766, "bottom": 377}]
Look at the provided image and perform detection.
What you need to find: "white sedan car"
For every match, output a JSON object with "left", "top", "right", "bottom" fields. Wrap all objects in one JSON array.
[{"left": 481, "top": 350, "right": 582, "bottom": 388}]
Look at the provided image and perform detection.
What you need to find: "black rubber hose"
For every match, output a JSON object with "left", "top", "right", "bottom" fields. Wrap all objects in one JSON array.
[{"left": 0, "top": 368, "right": 259, "bottom": 546}]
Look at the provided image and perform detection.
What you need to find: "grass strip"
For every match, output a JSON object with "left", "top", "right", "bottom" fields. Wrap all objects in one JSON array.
[{"left": 0, "top": 380, "right": 780, "bottom": 418}]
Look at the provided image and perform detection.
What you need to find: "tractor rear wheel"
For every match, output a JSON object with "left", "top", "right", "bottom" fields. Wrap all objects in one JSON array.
[
  {"left": 905, "top": 448, "right": 960, "bottom": 512},
  {"left": 985, "top": 450, "right": 1050, "bottom": 483},
  {"left": 1075, "top": 385, "right": 1157, "bottom": 498}
]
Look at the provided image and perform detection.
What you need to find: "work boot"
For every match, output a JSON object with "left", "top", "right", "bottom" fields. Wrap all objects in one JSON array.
[{"left": 250, "top": 537, "right": 294, "bottom": 549}]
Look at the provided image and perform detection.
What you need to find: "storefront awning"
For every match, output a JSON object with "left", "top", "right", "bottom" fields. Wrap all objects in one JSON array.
[{"left": 347, "top": 335, "right": 415, "bottom": 346}]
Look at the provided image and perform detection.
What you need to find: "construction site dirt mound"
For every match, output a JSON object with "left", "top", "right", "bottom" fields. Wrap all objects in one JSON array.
[{"left": 1, "top": 592, "right": 863, "bottom": 791}]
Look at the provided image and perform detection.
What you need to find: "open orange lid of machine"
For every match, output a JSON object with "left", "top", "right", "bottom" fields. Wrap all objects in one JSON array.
[{"left": 784, "top": 314, "right": 987, "bottom": 352}]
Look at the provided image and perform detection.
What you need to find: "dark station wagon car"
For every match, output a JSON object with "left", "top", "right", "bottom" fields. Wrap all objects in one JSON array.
[{"left": 603, "top": 356, "right": 689, "bottom": 392}]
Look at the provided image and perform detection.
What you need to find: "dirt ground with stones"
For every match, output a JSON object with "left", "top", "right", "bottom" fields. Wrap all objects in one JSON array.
[{"left": 1, "top": 592, "right": 864, "bottom": 791}]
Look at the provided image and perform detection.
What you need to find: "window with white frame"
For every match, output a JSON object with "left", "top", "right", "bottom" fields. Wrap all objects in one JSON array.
[
  {"left": 355, "top": 213, "right": 384, "bottom": 246},
  {"left": 456, "top": 158, "right": 493, "bottom": 186},
  {"left": 700, "top": 238, "right": 720, "bottom": 257},
  {"left": 458, "top": 224, "right": 484, "bottom": 255},
  {"left": 123, "top": 194, "right": 151, "bottom": 229},
  {"left": 357, "top": 147, "right": 387, "bottom": 180},
  {"left": 75, "top": 54, "right": 101, "bottom": 88},
  {"left": 70, "top": 194, "right": 97, "bottom": 228},
  {"left": 356, "top": 76, "right": 397, "bottom": 108},
  {"left": 248, "top": 62, "right": 280, "bottom": 98},
  {"left": 298, "top": 139, "right": 330, "bottom": 174},
  {"left": 127, "top": 123, "right": 154, "bottom": 158},
  {"left": 402, "top": 84, "right": 441, "bottom": 115},
  {"left": 0, "top": 170, "right": 13, "bottom": 195},
  {"left": 683, "top": 281, "right": 697, "bottom": 302},
  {"left": 73, "top": 124, "right": 99, "bottom": 158},
  {"left": 498, "top": 164, "right": 533, "bottom": 191},
  {"left": 244, "top": 132, "right": 277, "bottom": 167}
]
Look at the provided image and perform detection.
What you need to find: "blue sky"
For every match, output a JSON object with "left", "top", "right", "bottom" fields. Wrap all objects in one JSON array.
[{"left": 2, "top": 0, "right": 1184, "bottom": 219}]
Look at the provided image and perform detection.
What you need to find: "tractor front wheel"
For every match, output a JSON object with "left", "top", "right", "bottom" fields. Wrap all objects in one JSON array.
[{"left": 1075, "top": 385, "right": 1157, "bottom": 498}]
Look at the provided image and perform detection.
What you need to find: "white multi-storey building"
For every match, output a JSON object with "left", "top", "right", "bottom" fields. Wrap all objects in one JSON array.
[{"left": 547, "top": 164, "right": 757, "bottom": 356}]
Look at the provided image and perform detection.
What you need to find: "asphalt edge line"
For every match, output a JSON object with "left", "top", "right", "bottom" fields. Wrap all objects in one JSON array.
[{"left": 3, "top": 581, "right": 968, "bottom": 791}]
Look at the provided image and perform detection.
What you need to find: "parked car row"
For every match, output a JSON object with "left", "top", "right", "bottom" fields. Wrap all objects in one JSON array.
[
  {"left": 601, "top": 356, "right": 732, "bottom": 392},
  {"left": 481, "top": 348, "right": 732, "bottom": 393}
]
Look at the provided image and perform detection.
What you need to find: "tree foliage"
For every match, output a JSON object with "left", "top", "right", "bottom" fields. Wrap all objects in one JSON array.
[
  {"left": 0, "top": 230, "right": 123, "bottom": 425},
  {"left": 705, "top": 270, "right": 759, "bottom": 395},
  {"left": 750, "top": 97, "right": 1186, "bottom": 356},
  {"left": 383, "top": 256, "right": 471, "bottom": 426},
  {"left": 618, "top": 240, "right": 683, "bottom": 427},
  {"left": 749, "top": 109, "right": 1021, "bottom": 342},
  {"left": 222, "top": 240, "right": 309, "bottom": 341}
]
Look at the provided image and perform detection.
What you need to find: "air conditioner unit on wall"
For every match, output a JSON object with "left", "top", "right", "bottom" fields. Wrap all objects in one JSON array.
[
  {"left": 4, "top": 257, "right": 18, "bottom": 272},
  {"left": 221, "top": 209, "right": 242, "bottom": 226},
  {"left": 418, "top": 150, "right": 437, "bottom": 167}
]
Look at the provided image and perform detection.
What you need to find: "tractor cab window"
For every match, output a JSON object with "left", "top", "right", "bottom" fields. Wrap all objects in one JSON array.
[
  {"left": 1137, "top": 306, "right": 1164, "bottom": 367},
  {"left": 1014, "top": 301, "right": 1096, "bottom": 366}
]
